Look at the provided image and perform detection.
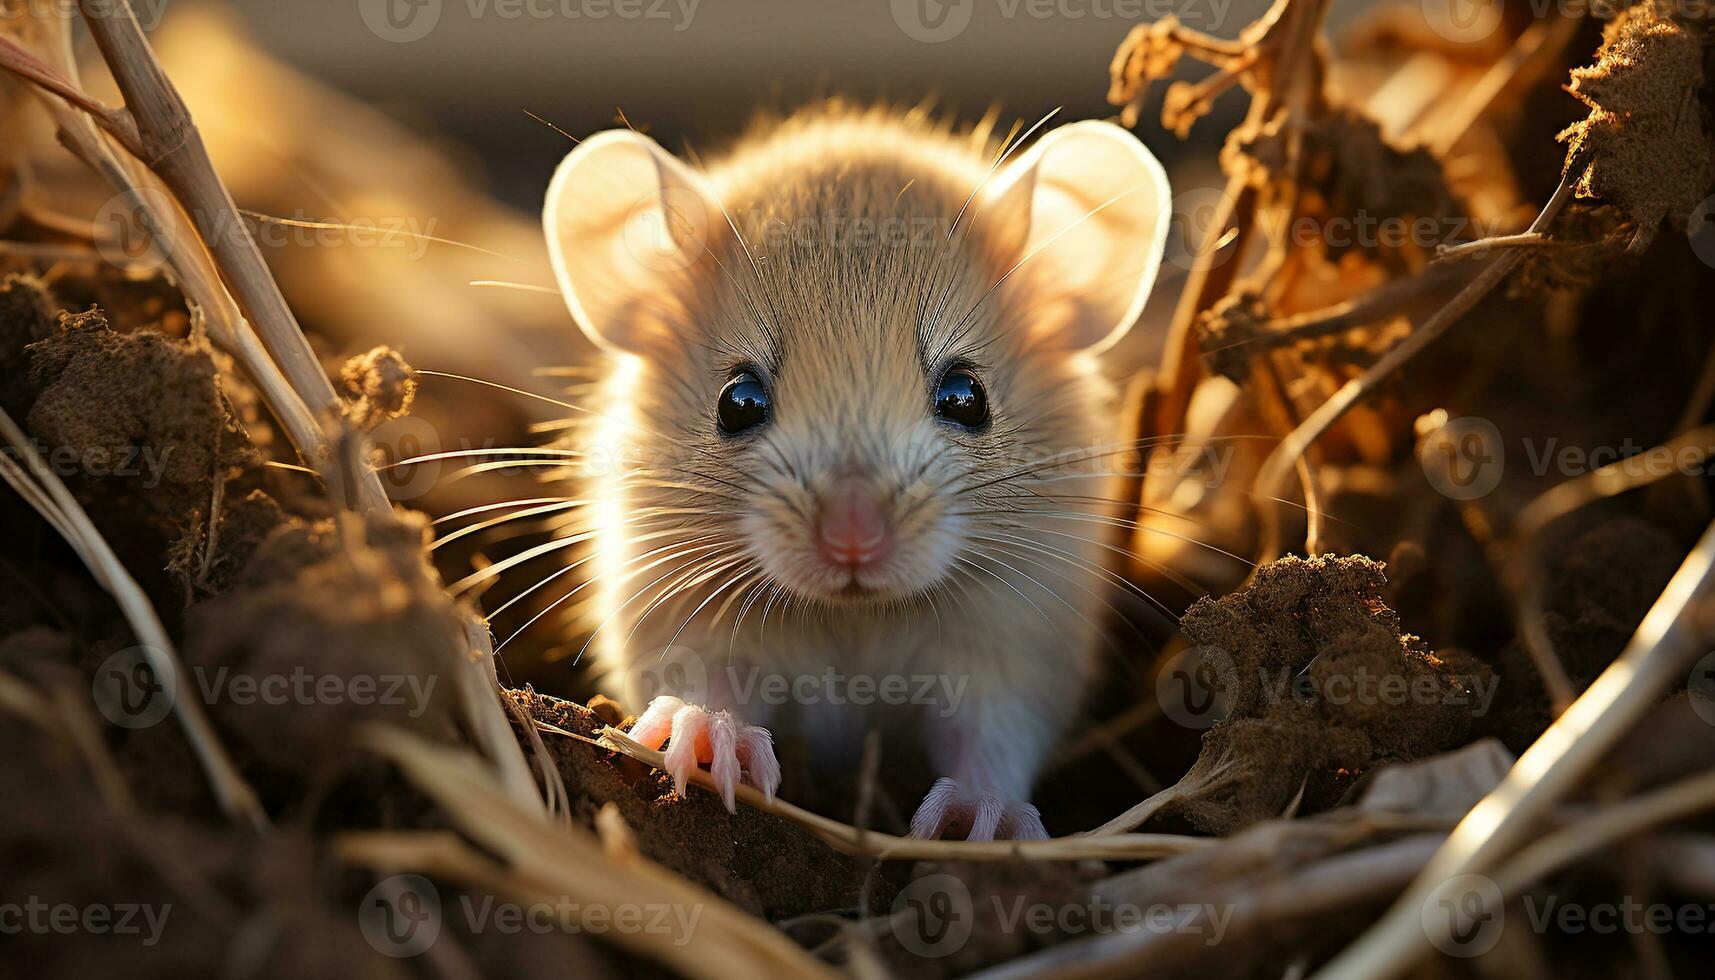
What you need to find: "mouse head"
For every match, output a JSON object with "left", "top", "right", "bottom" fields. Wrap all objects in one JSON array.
[{"left": 544, "top": 116, "right": 1170, "bottom": 605}]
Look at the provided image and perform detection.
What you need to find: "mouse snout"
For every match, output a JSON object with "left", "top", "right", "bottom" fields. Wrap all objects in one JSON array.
[{"left": 815, "top": 484, "right": 895, "bottom": 568}]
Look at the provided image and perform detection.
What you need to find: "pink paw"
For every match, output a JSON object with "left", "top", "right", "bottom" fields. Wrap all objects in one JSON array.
[
  {"left": 629, "top": 695, "right": 781, "bottom": 812},
  {"left": 909, "top": 777, "right": 1048, "bottom": 840}
]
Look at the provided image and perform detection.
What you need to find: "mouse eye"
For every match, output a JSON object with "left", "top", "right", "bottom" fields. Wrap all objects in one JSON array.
[
  {"left": 934, "top": 367, "right": 989, "bottom": 429},
  {"left": 717, "top": 370, "right": 770, "bottom": 435}
]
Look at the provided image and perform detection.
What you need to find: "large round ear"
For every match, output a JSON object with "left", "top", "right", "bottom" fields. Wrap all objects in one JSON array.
[
  {"left": 543, "top": 130, "right": 728, "bottom": 356},
  {"left": 980, "top": 120, "right": 1171, "bottom": 354}
]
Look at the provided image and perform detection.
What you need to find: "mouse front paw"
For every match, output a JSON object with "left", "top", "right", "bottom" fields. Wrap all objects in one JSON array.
[
  {"left": 909, "top": 776, "right": 1048, "bottom": 841},
  {"left": 628, "top": 695, "right": 781, "bottom": 812}
]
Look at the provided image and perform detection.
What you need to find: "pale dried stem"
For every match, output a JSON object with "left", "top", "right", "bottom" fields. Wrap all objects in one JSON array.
[
  {"left": 590, "top": 725, "right": 1211, "bottom": 861},
  {"left": 1254, "top": 163, "right": 1582, "bottom": 561},
  {"left": 0, "top": 407, "right": 266, "bottom": 829},
  {"left": 1314, "top": 514, "right": 1715, "bottom": 980}
]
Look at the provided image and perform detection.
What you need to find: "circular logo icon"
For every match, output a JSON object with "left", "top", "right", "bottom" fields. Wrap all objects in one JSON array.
[
  {"left": 94, "top": 186, "right": 175, "bottom": 276},
  {"left": 1419, "top": 0, "right": 1503, "bottom": 45},
  {"left": 1421, "top": 873, "right": 1504, "bottom": 958},
  {"left": 1155, "top": 644, "right": 1233, "bottom": 731},
  {"left": 891, "top": 873, "right": 973, "bottom": 958},
  {"left": 359, "top": 0, "right": 443, "bottom": 43},
  {"left": 1688, "top": 195, "right": 1715, "bottom": 271},
  {"left": 626, "top": 645, "right": 710, "bottom": 709},
  {"left": 622, "top": 185, "right": 714, "bottom": 274},
  {"left": 1418, "top": 415, "right": 1504, "bottom": 501},
  {"left": 92, "top": 646, "right": 177, "bottom": 730},
  {"left": 359, "top": 874, "right": 442, "bottom": 957},
  {"left": 890, "top": 0, "right": 973, "bottom": 43},
  {"left": 1688, "top": 652, "right": 1715, "bottom": 727},
  {"left": 1165, "top": 187, "right": 1239, "bottom": 273},
  {"left": 367, "top": 416, "right": 443, "bottom": 501}
]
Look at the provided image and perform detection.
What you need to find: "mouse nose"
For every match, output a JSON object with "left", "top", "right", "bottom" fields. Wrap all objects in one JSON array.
[{"left": 817, "top": 487, "right": 894, "bottom": 568}]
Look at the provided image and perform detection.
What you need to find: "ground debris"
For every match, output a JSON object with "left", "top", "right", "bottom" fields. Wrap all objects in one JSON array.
[
  {"left": 1161, "top": 555, "right": 1488, "bottom": 835},
  {"left": 1558, "top": 6, "right": 1715, "bottom": 248},
  {"left": 340, "top": 344, "right": 417, "bottom": 429}
]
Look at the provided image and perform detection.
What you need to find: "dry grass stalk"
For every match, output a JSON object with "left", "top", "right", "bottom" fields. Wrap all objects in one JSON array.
[
  {"left": 0, "top": 0, "right": 546, "bottom": 815},
  {"left": 358, "top": 726, "right": 841, "bottom": 980},
  {"left": 1315, "top": 515, "right": 1715, "bottom": 980},
  {"left": 0, "top": 406, "right": 265, "bottom": 828},
  {"left": 1251, "top": 162, "right": 1584, "bottom": 563},
  {"left": 590, "top": 725, "right": 1211, "bottom": 861}
]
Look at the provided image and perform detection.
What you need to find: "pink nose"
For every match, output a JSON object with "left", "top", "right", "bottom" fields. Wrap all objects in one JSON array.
[{"left": 817, "top": 490, "right": 894, "bottom": 567}]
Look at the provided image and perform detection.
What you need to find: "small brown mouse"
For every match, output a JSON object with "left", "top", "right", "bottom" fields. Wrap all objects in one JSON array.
[{"left": 542, "top": 104, "right": 1170, "bottom": 839}]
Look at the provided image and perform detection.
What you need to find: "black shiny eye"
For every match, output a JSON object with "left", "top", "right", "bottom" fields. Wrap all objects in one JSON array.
[
  {"left": 717, "top": 370, "right": 770, "bottom": 435},
  {"left": 934, "top": 367, "right": 989, "bottom": 429}
]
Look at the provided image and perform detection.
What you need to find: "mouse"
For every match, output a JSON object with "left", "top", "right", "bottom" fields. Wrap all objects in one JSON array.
[{"left": 540, "top": 104, "right": 1170, "bottom": 839}]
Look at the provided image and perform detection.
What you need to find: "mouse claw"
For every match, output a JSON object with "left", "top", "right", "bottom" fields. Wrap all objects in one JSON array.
[
  {"left": 909, "top": 776, "right": 1048, "bottom": 841},
  {"left": 628, "top": 697, "right": 780, "bottom": 813},
  {"left": 628, "top": 694, "right": 685, "bottom": 749}
]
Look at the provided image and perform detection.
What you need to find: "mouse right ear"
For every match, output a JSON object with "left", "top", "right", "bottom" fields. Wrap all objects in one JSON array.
[{"left": 543, "top": 130, "right": 729, "bottom": 356}]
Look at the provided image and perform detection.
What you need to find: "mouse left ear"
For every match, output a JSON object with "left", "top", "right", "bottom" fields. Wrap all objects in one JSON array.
[
  {"left": 543, "top": 129, "right": 730, "bottom": 356},
  {"left": 981, "top": 120, "right": 1171, "bottom": 354}
]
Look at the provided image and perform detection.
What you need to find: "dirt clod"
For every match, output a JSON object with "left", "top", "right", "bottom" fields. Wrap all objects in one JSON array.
[
  {"left": 340, "top": 345, "right": 417, "bottom": 429},
  {"left": 1163, "top": 555, "right": 1488, "bottom": 834}
]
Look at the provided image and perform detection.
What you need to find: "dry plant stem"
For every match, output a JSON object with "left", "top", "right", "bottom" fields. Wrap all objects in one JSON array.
[
  {"left": 1313, "top": 515, "right": 1715, "bottom": 980},
  {"left": 1490, "top": 768, "right": 1715, "bottom": 905},
  {"left": 0, "top": 33, "right": 136, "bottom": 145},
  {"left": 362, "top": 727, "right": 841, "bottom": 980},
  {"left": 1254, "top": 164, "right": 1582, "bottom": 561},
  {"left": 591, "top": 726, "right": 1210, "bottom": 861},
  {"left": 0, "top": 407, "right": 266, "bottom": 830},
  {"left": 1434, "top": 232, "right": 1551, "bottom": 263},
  {"left": 74, "top": 0, "right": 391, "bottom": 515},
  {"left": 48, "top": 88, "right": 332, "bottom": 475},
  {"left": 1509, "top": 423, "right": 1715, "bottom": 713},
  {"left": 1431, "top": 14, "right": 1586, "bottom": 156},
  {"left": 4, "top": 3, "right": 542, "bottom": 814},
  {"left": 1207, "top": 261, "right": 1476, "bottom": 360},
  {"left": 971, "top": 834, "right": 1446, "bottom": 980}
]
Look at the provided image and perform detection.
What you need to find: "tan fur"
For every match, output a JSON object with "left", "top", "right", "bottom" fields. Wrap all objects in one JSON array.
[{"left": 548, "top": 104, "right": 1163, "bottom": 817}]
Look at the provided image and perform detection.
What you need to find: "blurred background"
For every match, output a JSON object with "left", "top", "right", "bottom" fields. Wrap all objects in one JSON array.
[{"left": 216, "top": 0, "right": 1292, "bottom": 209}]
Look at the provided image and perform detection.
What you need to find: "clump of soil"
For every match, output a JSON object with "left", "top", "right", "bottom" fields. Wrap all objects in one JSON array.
[
  {"left": 184, "top": 510, "right": 469, "bottom": 781},
  {"left": 511, "top": 689, "right": 885, "bottom": 922},
  {"left": 0, "top": 273, "right": 55, "bottom": 419},
  {"left": 1559, "top": 5, "right": 1715, "bottom": 247},
  {"left": 1486, "top": 515, "right": 1686, "bottom": 751},
  {"left": 18, "top": 291, "right": 255, "bottom": 595},
  {"left": 1161, "top": 555, "right": 1489, "bottom": 834},
  {"left": 340, "top": 345, "right": 417, "bottom": 429}
]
